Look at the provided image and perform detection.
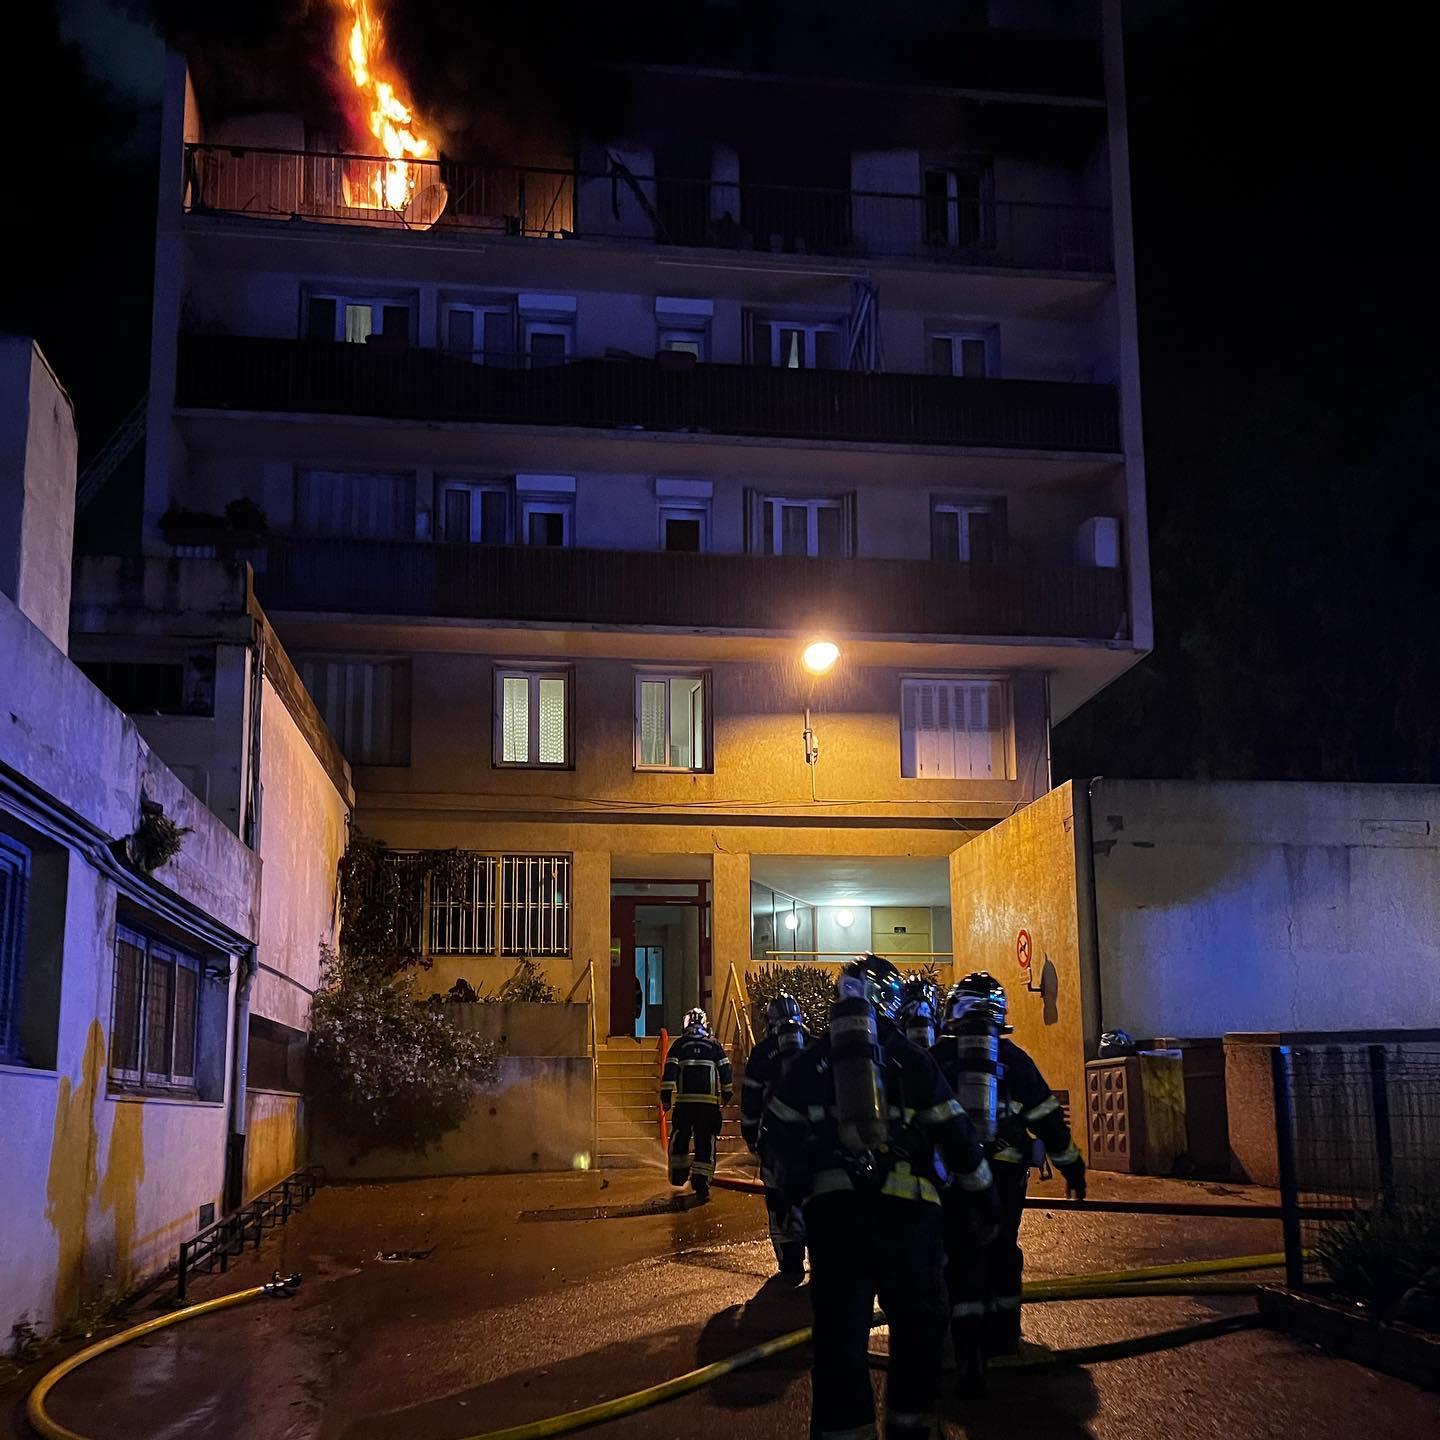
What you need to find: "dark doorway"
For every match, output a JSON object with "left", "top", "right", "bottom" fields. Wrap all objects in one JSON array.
[{"left": 609, "top": 879, "right": 710, "bottom": 1038}]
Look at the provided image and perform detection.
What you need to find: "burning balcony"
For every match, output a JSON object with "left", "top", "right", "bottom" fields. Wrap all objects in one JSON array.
[
  {"left": 175, "top": 334, "right": 1122, "bottom": 455},
  {"left": 181, "top": 145, "right": 1112, "bottom": 273},
  {"left": 258, "top": 538, "right": 1127, "bottom": 643}
]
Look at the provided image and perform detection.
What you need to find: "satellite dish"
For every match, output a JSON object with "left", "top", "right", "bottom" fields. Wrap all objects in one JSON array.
[{"left": 405, "top": 182, "right": 449, "bottom": 230}]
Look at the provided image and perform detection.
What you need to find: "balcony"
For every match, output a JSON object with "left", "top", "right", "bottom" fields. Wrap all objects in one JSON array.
[
  {"left": 176, "top": 335, "right": 1121, "bottom": 455},
  {"left": 258, "top": 538, "right": 1126, "bottom": 643},
  {"left": 182, "top": 146, "right": 1112, "bottom": 274}
]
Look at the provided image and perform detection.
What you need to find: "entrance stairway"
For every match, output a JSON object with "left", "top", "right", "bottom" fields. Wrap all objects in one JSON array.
[{"left": 595, "top": 1037, "right": 663, "bottom": 1171}]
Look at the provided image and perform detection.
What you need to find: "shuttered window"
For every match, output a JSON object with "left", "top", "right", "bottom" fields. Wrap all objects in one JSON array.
[
  {"left": 0, "top": 834, "right": 30, "bottom": 1065},
  {"left": 442, "top": 302, "right": 516, "bottom": 363},
  {"left": 495, "top": 669, "right": 571, "bottom": 767},
  {"left": 296, "top": 469, "right": 415, "bottom": 540},
  {"left": 109, "top": 925, "right": 200, "bottom": 1090},
  {"left": 900, "top": 678, "right": 1010, "bottom": 780},
  {"left": 299, "top": 658, "right": 412, "bottom": 766}
]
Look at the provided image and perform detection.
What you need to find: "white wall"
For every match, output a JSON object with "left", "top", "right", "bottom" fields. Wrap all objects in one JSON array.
[
  {"left": 1091, "top": 780, "right": 1440, "bottom": 1040},
  {"left": 815, "top": 904, "right": 873, "bottom": 955}
]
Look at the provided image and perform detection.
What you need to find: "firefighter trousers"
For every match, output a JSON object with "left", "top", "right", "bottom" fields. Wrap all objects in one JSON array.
[
  {"left": 759, "top": 1142, "right": 805, "bottom": 1271},
  {"left": 668, "top": 1103, "right": 722, "bottom": 1187},
  {"left": 944, "top": 1159, "right": 1029, "bottom": 1360},
  {"left": 806, "top": 1190, "right": 948, "bottom": 1440}
]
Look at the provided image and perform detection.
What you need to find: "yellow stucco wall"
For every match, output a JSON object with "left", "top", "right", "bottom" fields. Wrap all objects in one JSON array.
[
  {"left": 949, "top": 782, "right": 1092, "bottom": 1158},
  {"left": 243, "top": 1091, "right": 306, "bottom": 1198}
]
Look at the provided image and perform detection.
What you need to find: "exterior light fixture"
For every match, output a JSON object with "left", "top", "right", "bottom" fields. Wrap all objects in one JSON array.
[
  {"left": 783, "top": 911, "right": 800, "bottom": 931},
  {"left": 835, "top": 909, "right": 854, "bottom": 929},
  {"left": 802, "top": 640, "right": 840, "bottom": 675}
]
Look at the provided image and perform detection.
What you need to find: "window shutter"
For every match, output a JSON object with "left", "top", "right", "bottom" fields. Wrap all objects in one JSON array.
[
  {"left": 932, "top": 507, "right": 959, "bottom": 562},
  {"left": 480, "top": 488, "right": 510, "bottom": 542},
  {"left": 484, "top": 308, "right": 516, "bottom": 363},
  {"left": 446, "top": 308, "right": 474, "bottom": 356},
  {"left": 381, "top": 304, "right": 410, "bottom": 345},
  {"left": 814, "top": 329, "right": 840, "bottom": 371},
  {"left": 930, "top": 336, "right": 953, "bottom": 376},
  {"left": 306, "top": 296, "right": 337, "bottom": 341},
  {"left": 960, "top": 337, "right": 988, "bottom": 377},
  {"left": 0, "top": 835, "right": 30, "bottom": 1063},
  {"left": 747, "top": 313, "right": 772, "bottom": 367}
]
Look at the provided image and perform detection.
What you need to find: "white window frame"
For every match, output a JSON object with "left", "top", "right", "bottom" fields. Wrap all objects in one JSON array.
[
  {"left": 899, "top": 676, "right": 1013, "bottom": 781},
  {"left": 634, "top": 672, "right": 711, "bottom": 773},
  {"left": 931, "top": 496, "right": 1005, "bottom": 563},
  {"left": 307, "top": 292, "right": 411, "bottom": 344},
  {"left": 658, "top": 501, "right": 710, "bottom": 552},
  {"left": 769, "top": 321, "right": 842, "bottom": 369},
  {"left": 929, "top": 328, "right": 997, "bottom": 378},
  {"left": 922, "top": 164, "right": 995, "bottom": 249},
  {"left": 760, "top": 494, "right": 851, "bottom": 558},
  {"left": 109, "top": 924, "right": 201, "bottom": 1092},
  {"left": 494, "top": 667, "right": 573, "bottom": 769},
  {"left": 442, "top": 301, "right": 515, "bottom": 363},
  {"left": 520, "top": 497, "right": 573, "bottom": 547},
  {"left": 0, "top": 833, "right": 30, "bottom": 1066},
  {"left": 438, "top": 479, "right": 512, "bottom": 543},
  {"left": 523, "top": 320, "right": 574, "bottom": 365},
  {"left": 659, "top": 326, "right": 708, "bottom": 360}
]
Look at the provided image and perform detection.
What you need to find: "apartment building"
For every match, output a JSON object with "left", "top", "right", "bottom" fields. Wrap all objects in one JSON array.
[{"left": 132, "top": 0, "right": 1148, "bottom": 1060}]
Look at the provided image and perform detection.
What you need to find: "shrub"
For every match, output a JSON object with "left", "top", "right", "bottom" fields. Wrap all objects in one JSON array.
[
  {"left": 131, "top": 801, "right": 191, "bottom": 871},
  {"left": 487, "top": 955, "right": 560, "bottom": 1004},
  {"left": 309, "top": 946, "right": 497, "bottom": 1155},
  {"left": 1315, "top": 1199, "right": 1440, "bottom": 1319},
  {"left": 747, "top": 963, "right": 837, "bottom": 1038}
]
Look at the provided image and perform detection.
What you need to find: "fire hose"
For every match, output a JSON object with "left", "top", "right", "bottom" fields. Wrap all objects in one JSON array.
[{"left": 26, "top": 1254, "right": 1283, "bottom": 1440}]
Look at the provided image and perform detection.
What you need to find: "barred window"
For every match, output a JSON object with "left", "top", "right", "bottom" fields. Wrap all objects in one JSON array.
[
  {"left": 0, "top": 834, "right": 30, "bottom": 1065},
  {"left": 110, "top": 925, "right": 200, "bottom": 1090},
  {"left": 386, "top": 851, "right": 570, "bottom": 958}
]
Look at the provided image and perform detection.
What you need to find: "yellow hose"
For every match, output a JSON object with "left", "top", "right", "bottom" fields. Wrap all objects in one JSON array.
[{"left": 27, "top": 1254, "right": 1286, "bottom": 1440}]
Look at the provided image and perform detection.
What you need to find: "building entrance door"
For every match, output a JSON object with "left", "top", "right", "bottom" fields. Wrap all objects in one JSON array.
[{"left": 609, "top": 880, "right": 710, "bottom": 1039}]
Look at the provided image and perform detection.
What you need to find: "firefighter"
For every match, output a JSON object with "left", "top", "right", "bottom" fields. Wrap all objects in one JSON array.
[
  {"left": 766, "top": 956, "right": 997, "bottom": 1440},
  {"left": 932, "top": 971, "right": 1087, "bottom": 1376},
  {"left": 660, "top": 1007, "right": 733, "bottom": 1199},
  {"left": 899, "top": 975, "right": 942, "bottom": 1050},
  {"left": 740, "top": 993, "right": 811, "bottom": 1279}
]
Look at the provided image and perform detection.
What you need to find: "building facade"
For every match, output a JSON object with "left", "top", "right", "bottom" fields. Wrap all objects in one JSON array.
[{"left": 137, "top": 1, "right": 1148, "bottom": 1082}]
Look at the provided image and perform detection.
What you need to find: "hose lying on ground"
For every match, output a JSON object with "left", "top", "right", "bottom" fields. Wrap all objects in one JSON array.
[{"left": 27, "top": 1257, "right": 1280, "bottom": 1440}]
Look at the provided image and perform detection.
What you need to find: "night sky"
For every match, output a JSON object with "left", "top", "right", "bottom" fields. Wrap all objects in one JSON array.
[{"left": 10, "top": 1, "right": 1436, "bottom": 786}]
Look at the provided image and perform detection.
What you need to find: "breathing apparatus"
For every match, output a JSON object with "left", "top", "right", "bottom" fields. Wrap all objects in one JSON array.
[
  {"left": 765, "top": 993, "right": 809, "bottom": 1064},
  {"left": 942, "top": 971, "right": 1009, "bottom": 1145},
  {"left": 829, "top": 955, "right": 902, "bottom": 1159},
  {"left": 682, "top": 1007, "right": 710, "bottom": 1037},
  {"left": 900, "top": 976, "right": 942, "bottom": 1050}
]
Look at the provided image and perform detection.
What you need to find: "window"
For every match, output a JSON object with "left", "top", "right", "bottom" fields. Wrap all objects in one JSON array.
[
  {"left": 523, "top": 320, "right": 573, "bottom": 368},
  {"left": 751, "top": 318, "right": 842, "bottom": 370},
  {"left": 382, "top": 849, "right": 572, "bottom": 957},
  {"left": 495, "top": 668, "right": 571, "bottom": 767},
  {"left": 305, "top": 294, "right": 411, "bottom": 346},
  {"left": 930, "top": 330, "right": 995, "bottom": 379},
  {"left": 0, "top": 834, "right": 29, "bottom": 1065},
  {"left": 635, "top": 673, "right": 710, "bottom": 772},
  {"left": 439, "top": 480, "right": 511, "bottom": 543},
  {"left": 110, "top": 925, "right": 200, "bottom": 1090},
  {"left": 931, "top": 497, "right": 1007, "bottom": 564},
  {"left": 442, "top": 301, "right": 516, "bottom": 364},
  {"left": 299, "top": 657, "right": 411, "bottom": 766},
  {"left": 900, "top": 678, "right": 1010, "bottom": 780},
  {"left": 296, "top": 469, "right": 415, "bottom": 540},
  {"left": 923, "top": 164, "right": 993, "bottom": 249},
  {"left": 78, "top": 653, "right": 217, "bottom": 718},
  {"left": 659, "top": 327, "right": 708, "bottom": 360},
  {"left": 659, "top": 502, "right": 708, "bottom": 552},
  {"left": 517, "top": 477, "right": 576, "bottom": 546},
  {"left": 755, "top": 493, "right": 853, "bottom": 558}
]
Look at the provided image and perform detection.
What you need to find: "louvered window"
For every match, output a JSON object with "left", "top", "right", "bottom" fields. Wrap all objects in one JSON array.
[
  {"left": 0, "top": 834, "right": 29, "bottom": 1065},
  {"left": 900, "top": 678, "right": 1010, "bottom": 780},
  {"left": 299, "top": 657, "right": 412, "bottom": 766},
  {"left": 495, "top": 668, "right": 571, "bottom": 767},
  {"left": 296, "top": 469, "right": 415, "bottom": 540}
]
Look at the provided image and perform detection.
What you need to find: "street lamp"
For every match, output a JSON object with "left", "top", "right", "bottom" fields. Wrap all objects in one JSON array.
[{"left": 801, "top": 640, "right": 840, "bottom": 774}]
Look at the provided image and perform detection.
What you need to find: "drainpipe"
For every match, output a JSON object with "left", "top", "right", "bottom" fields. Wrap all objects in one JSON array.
[
  {"left": 1077, "top": 777, "right": 1106, "bottom": 1060},
  {"left": 225, "top": 635, "right": 267, "bottom": 1211}
]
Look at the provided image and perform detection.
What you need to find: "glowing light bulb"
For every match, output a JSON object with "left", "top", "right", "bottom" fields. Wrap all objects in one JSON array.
[
  {"left": 802, "top": 640, "right": 840, "bottom": 675},
  {"left": 783, "top": 912, "right": 800, "bottom": 931},
  {"left": 835, "top": 909, "right": 854, "bottom": 929}
]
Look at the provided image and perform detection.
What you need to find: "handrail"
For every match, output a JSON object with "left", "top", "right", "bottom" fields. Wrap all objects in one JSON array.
[
  {"left": 763, "top": 951, "right": 955, "bottom": 960},
  {"left": 657, "top": 1027, "right": 670, "bottom": 1155},
  {"left": 577, "top": 958, "right": 597, "bottom": 1159}
]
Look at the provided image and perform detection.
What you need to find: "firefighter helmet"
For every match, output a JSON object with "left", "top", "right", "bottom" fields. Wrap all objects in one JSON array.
[
  {"left": 901, "top": 975, "right": 942, "bottom": 1015},
  {"left": 765, "top": 993, "right": 805, "bottom": 1036},
  {"left": 839, "top": 954, "right": 905, "bottom": 1022},
  {"left": 682, "top": 1007, "right": 710, "bottom": 1036},
  {"left": 943, "top": 971, "right": 1010, "bottom": 1033}
]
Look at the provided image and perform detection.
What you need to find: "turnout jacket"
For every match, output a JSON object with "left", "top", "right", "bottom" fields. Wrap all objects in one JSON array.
[
  {"left": 931, "top": 1035, "right": 1083, "bottom": 1171},
  {"left": 739, "top": 1032, "right": 807, "bottom": 1151},
  {"left": 765, "top": 1022, "right": 995, "bottom": 1209},
  {"left": 660, "top": 1032, "right": 733, "bottom": 1109}
]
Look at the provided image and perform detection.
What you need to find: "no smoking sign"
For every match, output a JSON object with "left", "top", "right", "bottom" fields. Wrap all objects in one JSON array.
[{"left": 1016, "top": 928, "right": 1033, "bottom": 971}]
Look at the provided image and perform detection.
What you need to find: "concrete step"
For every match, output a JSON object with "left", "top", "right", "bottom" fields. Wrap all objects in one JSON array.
[{"left": 597, "top": 1083, "right": 660, "bottom": 1102}]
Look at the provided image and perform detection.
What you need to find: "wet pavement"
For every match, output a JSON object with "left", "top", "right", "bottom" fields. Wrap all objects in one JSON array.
[{"left": 5, "top": 1166, "right": 1436, "bottom": 1439}]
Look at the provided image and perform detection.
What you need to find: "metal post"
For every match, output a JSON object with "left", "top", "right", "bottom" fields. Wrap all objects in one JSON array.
[
  {"left": 1368, "top": 1044, "right": 1395, "bottom": 1212},
  {"left": 1270, "top": 1044, "right": 1304, "bottom": 1289}
]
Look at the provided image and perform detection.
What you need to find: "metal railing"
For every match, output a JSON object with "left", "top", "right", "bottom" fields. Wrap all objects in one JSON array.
[
  {"left": 176, "top": 1165, "right": 324, "bottom": 1301},
  {"left": 177, "top": 334, "right": 1122, "bottom": 455},
  {"left": 762, "top": 951, "right": 955, "bottom": 962},
  {"left": 183, "top": 144, "right": 1112, "bottom": 273},
  {"left": 715, "top": 961, "right": 757, "bottom": 1070},
  {"left": 260, "top": 537, "right": 1127, "bottom": 644}
]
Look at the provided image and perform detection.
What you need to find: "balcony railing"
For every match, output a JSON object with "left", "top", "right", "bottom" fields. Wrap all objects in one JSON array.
[
  {"left": 258, "top": 538, "right": 1127, "bottom": 642},
  {"left": 182, "top": 145, "right": 1112, "bottom": 273},
  {"left": 176, "top": 335, "right": 1121, "bottom": 454}
]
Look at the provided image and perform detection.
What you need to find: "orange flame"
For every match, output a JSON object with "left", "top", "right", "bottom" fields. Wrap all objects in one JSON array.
[{"left": 337, "top": 0, "right": 433, "bottom": 210}]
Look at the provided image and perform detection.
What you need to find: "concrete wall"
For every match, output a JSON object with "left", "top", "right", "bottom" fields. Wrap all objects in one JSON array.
[
  {"left": 949, "top": 781, "right": 1094, "bottom": 1150},
  {"left": 242, "top": 1089, "right": 305, "bottom": 1197},
  {"left": 0, "top": 589, "right": 260, "bottom": 1339},
  {"left": 311, "top": 1056, "right": 593, "bottom": 1179},
  {"left": 0, "top": 338, "right": 77, "bottom": 653},
  {"left": 443, "top": 1002, "right": 589, "bottom": 1056},
  {"left": 1090, "top": 780, "right": 1440, "bottom": 1040}
]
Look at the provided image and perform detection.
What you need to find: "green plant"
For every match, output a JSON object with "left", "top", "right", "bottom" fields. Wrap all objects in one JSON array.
[
  {"left": 131, "top": 801, "right": 191, "bottom": 871},
  {"left": 747, "top": 962, "right": 837, "bottom": 1037},
  {"left": 1315, "top": 1199, "right": 1440, "bottom": 1319},
  {"left": 488, "top": 955, "right": 559, "bottom": 1004},
  {"left": 223, "top": 497, "right": 269, "bottom": 535},
  {"left": 309, "top": 945, "right": 497, "bottom": 1154}
]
